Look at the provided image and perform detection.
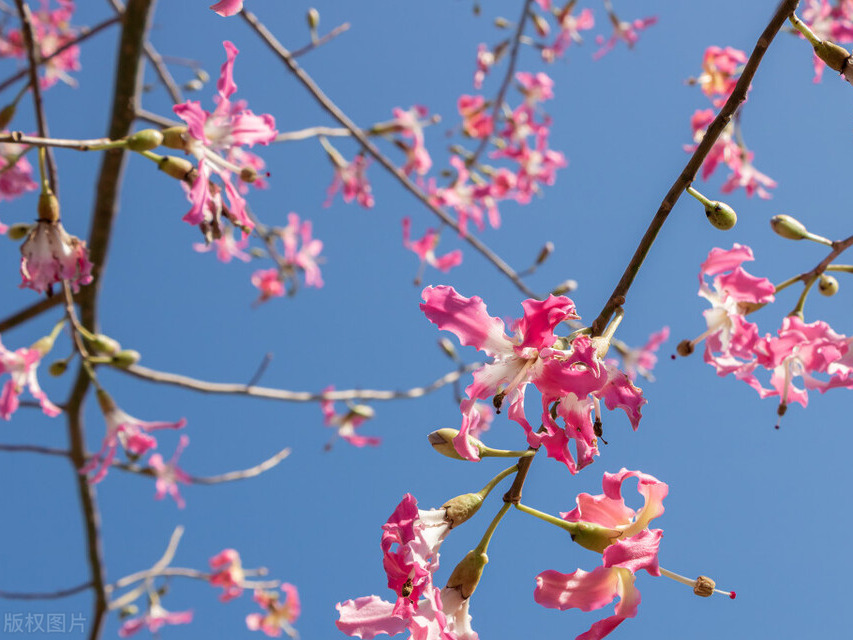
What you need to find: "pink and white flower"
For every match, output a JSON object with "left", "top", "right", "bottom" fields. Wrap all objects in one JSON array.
[
  {"left": 321, "top": 386, "right": 380, "bottom": 448},
  {"left": 325, "top": 152, "right": 375, "bottom": 209},
  {"left": 148, "top": 435, "right": 191, "bottom": 509},
  {"left": 401, "top": 217, "right": 462, "bottom": 276},
  {"left": 19, "top": 219, "right": 93, "bottom": 295},
  {"left": 209, "top": 548, "right": 246, "bottom": 602},
  {"left": 280, "top": 213, "right": 324, "bottom": 289},
  {"left": 118, "top": 601, "right": 193, "bottom": 637},
  {"left": 246, "top": 584, "right": 300, "bottom": 638},
  {"left": 0, "top": 335, "right": 60, "bottom": 420},
  {"left": 251, "top": 268, "right": 285, "bottom": 304},
  {"left": 0, "top": 139, "right": 38, "bottom": 205}
]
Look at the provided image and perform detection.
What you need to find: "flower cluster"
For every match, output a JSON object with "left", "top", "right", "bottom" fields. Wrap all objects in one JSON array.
[
  {"left": 173, "top": 41, "right": 277, "bottom": 237},
  {"left": 534, "top": 469, "right": 667, "bottom": 640},
  {"left": 209, "top": 548, "right": 246, "bottom": 602},
  {"left": 118, "top": 600, "right": 192, "bottom": 638},
  {"left": 420, "top": 286, "right": 644, "bottom": 473},
  {"left": 246, "top": 585, "right": 301, "bottom": 638},
  {"left": 0, "top": 0, "right": 80, "bottom": 88},
  {"left": 686, "top": 48, "right": 776, "bottom": 198},
  {"left": 690, "top": 245, "right": 853, "bottom": 420},
  {"left": 336, "top": 494, "right": 478, "bottom": 640}
]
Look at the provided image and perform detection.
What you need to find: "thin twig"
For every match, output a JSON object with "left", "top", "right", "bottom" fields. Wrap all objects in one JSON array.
[
  {"left": 589, "top": 0, "right": 800, "bottom": 336},
  {"left": 246, "top": 352, "right": 273, "bottom": 387},
  {"left": 108, "top": 567, "right": 278, "bottom": 594},
  {"left": 240, "top": 8, "right": 537, "bottom": 299},
  {"left": 0, "top": 582, "right": 93, "bottom": 600},
  {"left": 275, "top": 125, "right": 351, "bottom": 142},
  {"left": 0, "top": 295, "right": 63, "bottom": 333},
  {"left": 0, "top": 443, "right": 70, "bottom": 457},
  {"left": 0, "top": 15, "right": 120, "bottom": 94},
  {"left": 108, "top": 526, "right": 184, "bottom": 611},
  {"left": 13, "top": 0, "right": 57, "bottom": 191},
  {"left": 134, "top": 107, "right": 179, "bottom": 128},
  {"left": 468, "top": 0, "right": 534, "bottom": 167},
  {"left": 0, "top": 131, "right": 119, "bottom": 150},
  {"left": 119, "top": 361, "right": 479, "bottom": 402},
  {"left": 290, "top": 22, "right": 350, "bottom": 58}
]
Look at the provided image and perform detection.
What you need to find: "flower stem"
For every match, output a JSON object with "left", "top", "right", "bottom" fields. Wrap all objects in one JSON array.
[
  {"left": 477, "top": 464, "right": 518, "bottom": 500},
  {"left": 789, "top": 13, "right": 821, "bottom": 46},
  {"left": 473, "top": 502, "right": 511, "bottom": 555}
]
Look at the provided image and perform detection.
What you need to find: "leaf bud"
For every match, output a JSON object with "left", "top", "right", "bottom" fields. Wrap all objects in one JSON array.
[
  {"left": 818, "top": 274, "right": 839, "bottom": 296},
  {"left": 196, "top": 69, "right": 210, "bottom": 84},
  {"left": 158, "top": 156, "right": 195, "bottom": 181},
  {"left": 445, "top": 549, "right": 488, "bottom": 599},
  {"left": 37, "top": 192, "right": 60, "bottom": 222},
  {"left": 535, "top": 241, "right": 555, "bottom": 265},
  {"left": 48, "top": 360, "right": 68, "bottom": 376},
  {"left": 184, "top": 79, "right": 204, "bottom": 92},
  {"left": 705, "top": 201, "right": 737, "bottom": 230},
  {"left": 7, "top": 223, "right": 32, "bottom": 240},
  {"left": 112, "top": 350, "right": 141, "bottom": 368},
  {"left": 770, "top": 214, "right": 809, "bottom": 240},
  {"left": 160, "top": 126, "right": 188, "bottom": 150},
  {"left": 441, "top": 493, "right": 484, "bottom": 528},
  {"left": 306, "top": 7, "right": 320, "bottom": 30},
  {"left": 551, "top": 279, "right": 578, "bottom": 295},
  {"left": 428, "top": 428, "right": 485, "bottom": 460},
  {"left": 0, "top": 103, "right": 16, "bottom": 129},
  {"left": 125, "top": 129, "right": 164, "bottom": 152}
]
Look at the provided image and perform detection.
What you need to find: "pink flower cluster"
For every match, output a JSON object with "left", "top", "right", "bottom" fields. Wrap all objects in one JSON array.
[
  {"left": 174, "top": 41, "right": 277, "bottom": 235},
  {"left": 420, "top": 286, "right": 644, "bottom": 473},
  {"left": 534, "top": 469, "right": 667, "bottom": 640},
  {"left": 686, "top": 48, "right": 776, "bottom": 199},
  {"left": 336, "top": 494, "right": 477, "bottom": 640},
  {"left": 692, "top": 245, "right": 853, "bottom": 419},
  {"left": 0, "top": 0, "right": 80, "bottom": 88},
  {"left": 0, "top": 334, "right": 60, "bottom": 420},
  {"left": 436, "top": 72, "right": 566, "bottom": 234},
  {"left": 389, "top": 106, "right": 433, "bottom": 177}
]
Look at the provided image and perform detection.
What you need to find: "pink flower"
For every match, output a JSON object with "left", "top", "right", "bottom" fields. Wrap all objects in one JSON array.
[
  {"left": 516, "top": 71, "right": 555, "bottom": 103},
  {"left": 801, "top": 0, "right": 853, "bottom": 81},
  {"left": 457, "top": 95, "right": 493, "bottom": 139},
  {"left": 251, "top": 268, "right": 285, "bottom": 304},
  {"left": 401, "top": 217, "right": 462, "bottom": 276},
  {"left": 698, "top": 46, "right": 747, "bottom": 106},
  {"left": 118, "top": 601, "right": 193, "bottom": 637},
  {"left": 174, "top": 41, "right": 277, "bottom": 234},
  {"left": 0, "top": 335, "right": 60, "bottom": 420},
  {"left": 0, "top": 0, "right": 80, "bottom": 88},
  {"left": 337, "top": 494, "right": 469, "bottom": 640},
  {"left": 209, "top": 548, "right": 246, "bottom": 602},
  {"left": 473, "top": 43, "right": 494, "bottom": 89},
  {"left": 719, "top": 149, "right": 777, "bottom": 199},
  {"left": 280, "top": 213, "right": 324, "bottom": 289},
  {"left": 0, "top": 139, "right": 38, "bottom": 204},
  {"left": 321, "top": 386, "right": 380, "bottom": 448},
  {"left": 19, "top": 219, "right": 93, "bottom": 295},
  {"left": 325, "top": 153, "right": 375, "bottom": 209},
  {"left": 193, "top": 226, "right": 251, "bottom": 263},
  {"left": 593, "top": 15, "right": 657, "bottom": 60},
  {"left": 541, "top": 6, "right": 594, "bottom": 61},
  {"left": 246, "top": 585, "right": 300, "bottom": 638},
  {"left": 534, "top": 469, "right": 667, "bottom": 640},
  {"left": 390, "top": 106, "right": 432, "bottom": 176},
  {"left": 430, "top": 155, "right": 500, "bottom": 234},
  {"left": 617, "top": 327, "right": 669, "bottom": 381},
  {"left": 80, "top": 390, "right": 186, "bottom": 484},
  {"left": 148, "top": 435, "right": 191, "bottom": 509},
  {"left": 210, "top": 0, "right": 243, "bottom": 16}
]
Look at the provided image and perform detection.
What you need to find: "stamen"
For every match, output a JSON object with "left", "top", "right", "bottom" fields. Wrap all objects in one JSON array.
[{"left": 659, "top": 567, "right": 735, "bottom": 599}]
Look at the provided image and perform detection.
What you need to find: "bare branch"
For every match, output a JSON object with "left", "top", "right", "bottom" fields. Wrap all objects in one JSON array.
[{"left": 0, "top": 582, "right": 93, "bottom": 600}]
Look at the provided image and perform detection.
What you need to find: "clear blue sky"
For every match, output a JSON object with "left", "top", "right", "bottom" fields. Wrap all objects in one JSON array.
[{"left": 2, "top": 1, "right": 852, "bottom": 639}]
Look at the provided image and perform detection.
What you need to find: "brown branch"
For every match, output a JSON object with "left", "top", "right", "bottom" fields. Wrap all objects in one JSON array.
[
  {"left": 240, "top": 8, "right": 537, "bottom": 299},
  {"left": 0, "top": 443, "right": 70, "bottom": 457},
  {"left": 590, "top": 0, "right": 800, "bottom": 336},
  {"left": 0, "top": 16, "right": 121, "bottom": 94},
  {"left": 290, "top": 21, "right": 351, "bottom": 58},
  {"left": 0, "top": 295, "right": 63, "bottom": 333},
  {"left": 0, "top": 131, "right": 119, "bottom": 149},
  {"left": 0, "top": 582, "right": 93, "bottom": 600},
  {"left": 118, "top": 361, "right": 479, "bottom": 402}
]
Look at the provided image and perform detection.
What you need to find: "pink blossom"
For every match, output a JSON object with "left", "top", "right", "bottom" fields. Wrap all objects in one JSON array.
[
  {"left": 516, "top": 71, "right": 555, "bottom": 103},
  {"left": 80, "top": 390, "right": 186, "bottom": 484},
  {"left": 246, "top": 584, "right": 300, "bottom": 638},
  {"left": 19, "top": 219, "right": 93, "bottom": 295},
  {"left": 719, "top": 149, "right": 777, "bottom": 199},
  {"left": 401, "top": 217, "right": 462, "bottom": 276},
  {"left": 209, "top": 548, "right": 246, "bottom": 602},
  {"left": 801, "top": 0, "right": 853, "bottom": 81},
  {"left": 542, "top": 6, "right": 595, "bottom": 61},
  {"left": 148, "top": 435, "right": 191, "bottom": 509},
  {"left": 325, "top": 153, "right": 375, "bottom": 208},
  {"left": 118, "top": 601, "right": 193, "bottom": 637},
  {"left": 0, "top": 335, "right": 60, "bottom": 420},
  {"left": 174, "top": 41, "right": 277, "bottom": 234},
  {"left": 321, "top": 386, "right": 380, "bottom": 448},
  {"left": 430, "top": 156, "right": 500, "bottom": 234},
  {"left": 473, "top": 43, "right": 494, "bottom": 89},
  {"left": 193, "top": 226, "right": 251, "bottom": 263},
  {"left": 457, "top": 95, "right": 493, "bottom": 139},
  {"left": 0, "top": 1, "right": 80, "bottom": 89},
  {"left": 0, "top": 139, "right": 38, "bottom": 204},
  {"left": 390, "top": 106, "right": 432, "bottom": 176},
  {"left": 617, "top": 327, "right": 669, "bottom": 381},
  {"left": 593, "top": 15, "right": 657, "bottom": 60},
  {"left": 698, "top": 46, "right": 748, "bottom": 106},
  {"left": 251, "top": 268, "right": 285, "bottom": 303},
  {"left": 210, "top": 0, "right": 243, "bottom": 16},
  {"left": 336, "top": 494, "right": 472, "bottom": 640},
  {"left": 534, "top": 469, "right": 667, "bottom": 640},
  {"left": 280, "top": 213, "right": 324, "bottom": 288}
]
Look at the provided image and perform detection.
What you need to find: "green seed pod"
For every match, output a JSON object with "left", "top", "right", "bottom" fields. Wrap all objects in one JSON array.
[
  {"left": 705, "top": 201, "right": 737, "bottom": 230},
  {"left": 818, "top": 274, "right": 839, "bottom": 296},
  {"left": 814, "top": 40, "right": 851, "bottom": 72},
  {"left": 770, "top": 215, "right": 809, "bottom": 240}
]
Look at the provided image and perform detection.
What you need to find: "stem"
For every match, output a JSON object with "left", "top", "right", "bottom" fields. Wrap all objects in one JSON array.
[
  {"left": 590, "top": 0, "right": 800, "bottom": 336},
  {"left": 477, "top": 464, "right": 518, "bottom": 499},
  {"left": 474, "top": 502, "right": 511, "bottom": 555},
  {"left": 789, "top": 12, "right": 820, "bottom": 46}
]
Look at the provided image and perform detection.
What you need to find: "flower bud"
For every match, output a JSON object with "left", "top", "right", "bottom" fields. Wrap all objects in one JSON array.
[
  {"left": 442, "top": 493, "right": 484, "bottom": 528},
  {"left": 770, "top": 214, "right": 809, "bottom": 240},
  {"left": 535, "top": 241, "right": 555, "bottom": 265},
  {"left": 306, "top": 7, "right": 320, "bottom": 30},
  {"left": 438, "top": 338, "right": 457, "bottom": 359},
  {"left": 48, "top": 360, "right": 67, "bottom": 376},
  {"left": 125, "top": 129, "right": 164, "bottom": 152},
  {"left": 818, "top": 274, "right": 839, "bottom": 296},
  {"left": 704, "top": 201, "right": 737, "bottom": 230},
  {"left": 158, "top": 156, "right": 195, "bottom": 181},
  {"left": 347, "top": 404, "right": 375, "bottom": 420},
  {"left": 494, "top": 17, "right": 510, "bottom": 28},
  {"left": 445, "top": 549, "right": 488, "bottom": 599},
  {"left": 693, "top": 575, "right": 716, "bottom": 597},
  {"left": 91, "top": 334, "right": 121, "bottom": 355},
  {"left": 112, "top": 350, "right": 141, "bottom": 368},
  {"left": 160, "top": 126, "right": 188, "bottom": 150},
  {"left": 813, "top": 39, "right": 851, "bottom": 72},
  {"left": 676, "top": 339, "right": 694, "bottom": 357},
  {"left": 0, "top": 103, "right": 16, "bottom": 129},
  {"left": 568, "top": 521, "right": 621, "bottom": 553},
  {"left": 428, "top": 428, "right": 485, "bottom": 460},
  {"left": 551, "top": 279, "right": 578, "bottom": 295},
  {"left": 7, "top": 223, "right": 32, "bottom": 240},
  {"left": 37, "top": 192, "right": 60, "bottom": 223},
  {"left": 531, "top": 13, "right": 550, "bottom": 37}
]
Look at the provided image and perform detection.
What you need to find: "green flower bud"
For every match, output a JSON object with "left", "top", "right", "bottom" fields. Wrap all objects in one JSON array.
[
  {"left": 770, "top": 215, "right": 809, "bottom": 240},
  {"left": 551, "top": 279, "right": 578, "bottom": 295},
  {"left": 705, "top": 201, "right": 737, "bottom": 230},
  {"left": 90, "top": 334, "right": 121, "bottom": 355},
  {"left": 818, "top": 274, "right": 839, "bottom": 296},
  {"left": 7, "top": 223, "right": 32, "bottom": 241},
  {"left": 441, "top": 493, "right": 484, "bottom": 528},
  {"left": 112, "top": 350, "right": 141, "bottom": 368},
  {"left": 125, "top": 129, "right": 164, "bottom": 152},
  {"left": 161, "top": 126, "right": 188, "bottom": 150},
  {"left": 347, "top": 404, "right": 374, "bottom": 420},
  {"left": 445, "top": 549, "right": 488, "bottom": 599},
  {"left": 307, "top": 7, "right": 320, "bottom": 29},
  {"left": 158, "top": 156, "right": 195, "bottom": 181},
  {"left": 428, "top": 428, "right": 485, "bottom": 460},
  {"left": 48, "top": 360, "right": 68, "bottom": 376},
  {"left": 814, "top": 40, "right": 851, "bottom": 72}
]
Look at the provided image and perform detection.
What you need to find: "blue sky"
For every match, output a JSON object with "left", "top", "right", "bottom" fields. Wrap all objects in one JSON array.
[{"left": 2, "top": 1, "right": 852, "bottom": 639}]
